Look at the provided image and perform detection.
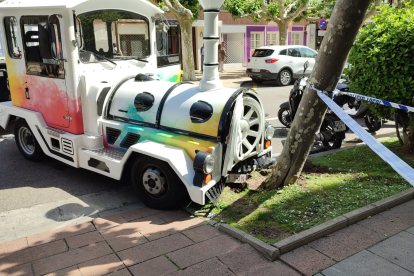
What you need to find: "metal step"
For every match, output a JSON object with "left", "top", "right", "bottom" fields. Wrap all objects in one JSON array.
[{"left": 82, "top": 148, "right": 125, "bottom": 161}]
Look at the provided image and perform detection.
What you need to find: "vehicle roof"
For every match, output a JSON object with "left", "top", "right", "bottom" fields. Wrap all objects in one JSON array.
[
  {"left": 256, "top": 45, "right": 312, "bottom": 50},
  {"left": 0, "top": 0, "right": 163, "bottom": 13}
]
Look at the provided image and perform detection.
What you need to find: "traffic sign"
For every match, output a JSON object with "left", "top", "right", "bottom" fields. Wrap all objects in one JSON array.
[{"left": 319, "top": 19, "right": 327, "bottom": 30}]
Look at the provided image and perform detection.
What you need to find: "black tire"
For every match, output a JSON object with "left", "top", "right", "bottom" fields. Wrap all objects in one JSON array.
[
  {"left": 276, "top": 69, "right": 292, "bottom": 86},
  {"left": 130, "top": 156, "right": 185, "bottom": 210},
  {"left": 14, "top": 119, "right": 44, "bottom": 161},
  {"left": 251, "top": 78, "right": 264, "bottom": 83},
  {"left": 365, "top": 112, "right": 382, "bottom": 132},
  {"left": 320, "top": 120, "right": 343, "bottom": 150},
  {"left": 278, "top": 108, "right": 291, "bottom": 128}
]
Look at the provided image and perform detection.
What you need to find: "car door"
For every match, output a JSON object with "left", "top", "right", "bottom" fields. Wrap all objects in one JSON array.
[
  {"left": 287, "top": 47, "right": 303, "bottom": 78},
  {"left": 299, "top": 48, "right": 317, "bottom": 76}
]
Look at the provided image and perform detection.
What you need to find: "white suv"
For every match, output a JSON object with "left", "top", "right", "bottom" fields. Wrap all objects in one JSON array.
[{"left": 247, "top": 45, "right": 318, "bottom": 86}]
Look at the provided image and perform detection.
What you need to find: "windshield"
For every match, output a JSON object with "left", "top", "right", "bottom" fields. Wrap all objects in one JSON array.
[{"left": 77, "top": 10, "right": 150, "bottom": 61}]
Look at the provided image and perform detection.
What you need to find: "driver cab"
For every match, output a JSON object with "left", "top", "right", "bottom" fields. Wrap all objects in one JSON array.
[{"left": 0, "top": 0, "right": 163, "bottom": 135}]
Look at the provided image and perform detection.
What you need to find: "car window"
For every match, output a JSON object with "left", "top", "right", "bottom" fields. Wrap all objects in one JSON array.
[
  {"left": 288, "top": 48, "right": 301, "bottom": 57},
  {"left": 300, "top": 48, "right": 317, "bottom": 58},
  {"left": 279, "top": 49, "right": 287, "bottom": 55},
  {"left": 252, "top": 49, "right": 274, "bottom": 57}
]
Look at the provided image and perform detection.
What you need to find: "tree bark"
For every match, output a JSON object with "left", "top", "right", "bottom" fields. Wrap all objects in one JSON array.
[
  {"left": 179, "top": 19, "right": 196, "bottom": 81},
  {"left": 266, "top": 0, "right": 372, "bottom": 189},
  {"left": 278, "top": 21, "right": 289, "bottom": 45}
]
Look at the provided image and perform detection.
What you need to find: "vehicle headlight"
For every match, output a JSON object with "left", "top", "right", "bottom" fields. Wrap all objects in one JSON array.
[
  {"left": 265, "top": 124, "right": 275, "bottom": 140},
  {"left": 194, "top": 151, "right": 216, "bottom": 174}
]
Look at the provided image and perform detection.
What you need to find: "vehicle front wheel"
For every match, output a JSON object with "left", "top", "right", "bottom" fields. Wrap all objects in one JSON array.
[
  {"left": 277, "top": 69, "right": 292, "bottom": 86},
  {"left": 278, "top": 108, "right": 291, "bottom": 128},
  {"left": 320, "top": 120, "right": 343, "bottom": 150},
  {"left": 14, "top": 119, "right": 44, "bottom": 161},
  {"left": 131, "top": 156, "right": 185, "bottom": 210}
]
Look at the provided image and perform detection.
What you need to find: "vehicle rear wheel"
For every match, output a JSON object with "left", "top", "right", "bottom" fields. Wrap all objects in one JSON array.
[
  {"left": 278, "top": 108, "right": 291, "bottom": 128},
  {"left": 365, "top": 112, "right": 382, "bottom": 132},
  {"left": 277, "top": 69, "right": 292, "bottom": 86},
  {"left": 320, "top": 120, "right": 343, "bottom": 150},
  {"left": 14, "top": 119, "right": 44, "bottom": 161},
  {"left": 131, "top": 156, "right": 185, "bottom": 210}
]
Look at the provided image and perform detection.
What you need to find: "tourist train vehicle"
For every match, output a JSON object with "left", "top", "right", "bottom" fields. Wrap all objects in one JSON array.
[{"left": 0, "top": 0, "right": 274, "bottom": 209}]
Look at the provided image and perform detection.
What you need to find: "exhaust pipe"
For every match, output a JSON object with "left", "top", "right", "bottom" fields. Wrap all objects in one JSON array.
[{"left": 198, "top": 0, "right": 225, "bottom": 91}]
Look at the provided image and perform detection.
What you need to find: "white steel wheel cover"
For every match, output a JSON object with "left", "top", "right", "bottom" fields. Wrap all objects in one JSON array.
[
  {"left": 234, "top": 97, "right": 264, "bottom": 161},
  {"left": 280, "top": 71, "right": 291, "bottom": 85},
  {"left": 18, "top": 126, "right": 35, "bottom": 155}
]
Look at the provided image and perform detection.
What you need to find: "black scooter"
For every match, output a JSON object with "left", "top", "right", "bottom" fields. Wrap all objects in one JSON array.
[{"left": 278, "top": 61, "right": 347, "bottom": 150}]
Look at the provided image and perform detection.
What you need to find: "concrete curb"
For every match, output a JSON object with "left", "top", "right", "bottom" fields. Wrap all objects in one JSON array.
[
  {"left": 213, "top": 188, "right": 414, "bottom": 260},
  {"left": 215, "top": 223, "right": 279, "bottom": 261}
]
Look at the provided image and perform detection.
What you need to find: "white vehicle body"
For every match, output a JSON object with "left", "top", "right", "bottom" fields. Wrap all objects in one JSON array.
[
  {"left": 0, "top": 0, "right": 274, "bottom": 209},
  {"left": 247, "top": 45, "right": 318, "bottom": 86}
]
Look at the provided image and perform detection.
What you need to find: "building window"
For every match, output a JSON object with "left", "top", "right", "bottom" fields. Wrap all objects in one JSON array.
[
  {"left": 266, "top": 32, "right": 279, "bottom": 46},
  {"left": 3, "top": 16, "right": 22, "bottom": 59},
  {"left": 250, "top": 32, "right": 263, "bottom": 50},
  {"left": 291, "top": 32, "right": 303, "bottom": 45}
]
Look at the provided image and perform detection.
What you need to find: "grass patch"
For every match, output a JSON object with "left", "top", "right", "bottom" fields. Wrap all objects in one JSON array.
[{"left": 196, "top": 138, "right": 413, "bottom": 244}]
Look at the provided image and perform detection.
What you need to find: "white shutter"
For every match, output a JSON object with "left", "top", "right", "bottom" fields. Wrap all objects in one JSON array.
[
  {"left": 266, "top": 32, "right": 279, "bottom": 46},
  {"left": 250, "top": 32, "right": 264, "bottom": 49},
  {"left": 291, "top": 32, "right": 303, "bottom": 45}
]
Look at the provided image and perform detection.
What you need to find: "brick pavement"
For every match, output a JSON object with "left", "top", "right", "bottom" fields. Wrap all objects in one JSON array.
[
  {"left": 2, "top": 200, "right": 414, "bottom": 276},
  {"left": 0, "top": 206, "right": 297, "bottom": 276}
]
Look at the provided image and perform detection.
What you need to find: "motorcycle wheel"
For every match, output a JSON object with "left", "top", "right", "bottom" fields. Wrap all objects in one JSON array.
[
  {"left": 320, "top": 121, "right": 343, "bottom": 150},
  {"left": 278, "top": 108, "right": 291, "bottom": 128},
  {"left": 365, "top": 113, "right": 382, "bottom": 132}
]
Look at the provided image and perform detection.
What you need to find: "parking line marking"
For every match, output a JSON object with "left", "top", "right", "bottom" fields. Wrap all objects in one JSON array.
[
  {"left": 266, "top": 117, "right": 278, "bottom": 121},
  {"left": 253, "top": 83, "right": 257, "bottom": 90}
]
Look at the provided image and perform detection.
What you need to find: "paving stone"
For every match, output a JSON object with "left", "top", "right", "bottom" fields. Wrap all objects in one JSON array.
[
  {"left": 357, "top": 213, "right": 412, "bottom": 238},
  {"left": 33, "top": 241, "right": 112, "bottom": 276},
  {"left": 182, "top": 225, "right": 222, "bottom": 243},
  {"left": 121, "top": 207, "right": 164, "bottom": 222},
  {"left": 280, "top": 245, "right": 336, "bottom": 276},
  {"left": 218, "top": 244, "right": 270, "bottom": 275},
  {"left": 93, "top": 214, "right": 127, "bottom": 231},
  {"left": 78, "top": 253, "right": 126, "bottom": 276},
  {"left": 368, "top": 231, "right": 414, "bottom": 273},
  {"left": 380, "top": 200, "right": 414, "bottom": 226},
  {"left": 27, "top": 222, "right": 95, "bottom": 247},
  {"left": 406, "top": 226, "right": 414, "bottom": 235},
  {"left": 128, "top": 256, "right": 178, "bottom": 276},
  {"left": 108, "top": 268, "right": 132, "bottom": 276},
  {"left": 0, "top": 237, "right": 28, "bottom": 255},
  {"left": 156, "top": 210, "right": 190, "bottom": 223},
  {"left": 167, "top": 235, "right": 241, "bottom": 269},
  {"left": 167, "top": 257, "right": 235, "bottom": 276},
  {"left": 65, "top": 231, "right": 104, "bottom": 249},
  {"left": 44, "top": 266, "right": 82, "bottom": 276},
  {"left": 118, "top": 233, "right": 194, "bottom": 266},
  {"left": 139, "top": 218, "right": 205, "bottom": 241},
  {"left": 240, "top": 261, "right": 302, "bottom": 276},
  {"left": 0, "top": 240, "right": 67, "bottom": 271},
  {"left": 100, "top": 222, "right": 148, "bottom": 252},
  {"left": 309, "top": 224, "right": 383, "bottom": 261},
  {"left": 0, "top": 263, "right": 33, "bottom": 276},
  {"left": 128, "top": 215, "right": 167, "bottom": 231},
  {"left": 321, "top": 250, "right": 413, "bottom": 276}
]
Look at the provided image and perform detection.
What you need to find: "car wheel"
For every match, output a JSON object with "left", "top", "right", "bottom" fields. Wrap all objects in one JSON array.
[
  {"left": 14, "top": 119, "right": 44, "bottom": 161},
  {"left": 277, "top": 69, "right": 292, "bottom": 86},
  {"left": 131, "top": 156, "right": 185, "bottom": 210},
  {"left": 251, "top": 78, "right": 263, "bottom": 83}
]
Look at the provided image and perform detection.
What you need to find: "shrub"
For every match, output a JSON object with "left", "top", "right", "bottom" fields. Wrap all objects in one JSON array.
[{"left": 347, "top": 4, "right": 414, "bottom": 153}]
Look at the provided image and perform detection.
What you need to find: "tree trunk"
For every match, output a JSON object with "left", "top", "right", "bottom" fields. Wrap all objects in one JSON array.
[
  {"left": 402, "top": 113, "right": 414, "bottom": 154},
  {"left": 278, "top": 21, "right": 289, "bottom": 45},
  {"left": 266, "top": 0, "right": 372, "bottom": 189},
  {"left": 179, "top": 19, "right": 196, "bottom": 81}
]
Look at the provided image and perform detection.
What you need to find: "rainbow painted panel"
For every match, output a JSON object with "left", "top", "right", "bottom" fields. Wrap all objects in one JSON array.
[
  {"left": 157, "top": 64, "right": 181, "bottom": 83},
  {"left": 103, "top": 122, "right": 217, "bottom": 160}
]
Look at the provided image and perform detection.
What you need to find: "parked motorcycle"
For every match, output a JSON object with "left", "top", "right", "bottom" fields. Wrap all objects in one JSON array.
[
  {"left": 278, "top": 62, "right": 347, "bottom": 150},
  {"left": 335, "top": 81, "right": 382, "bottom": 132}
]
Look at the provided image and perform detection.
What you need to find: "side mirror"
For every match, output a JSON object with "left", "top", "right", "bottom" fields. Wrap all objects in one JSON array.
[{"left": 304, "top": 60, "right": 309, "bottom": 71}]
